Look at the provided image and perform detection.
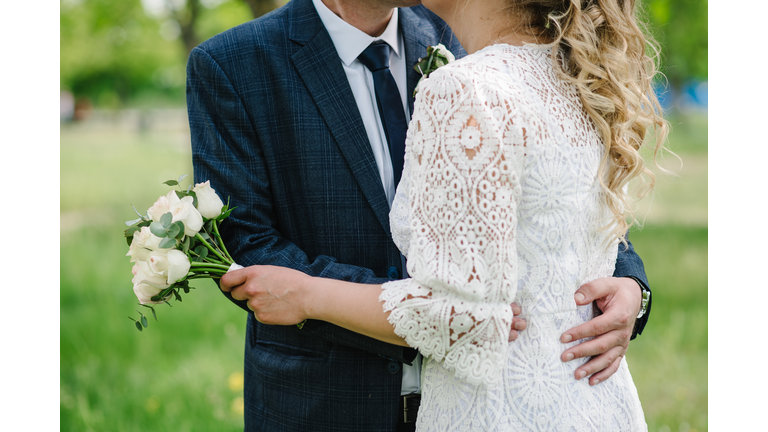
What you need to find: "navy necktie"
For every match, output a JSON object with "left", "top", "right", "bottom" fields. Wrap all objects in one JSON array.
[{"left": 358, "top": 42, "right": 407, "bottom": 187}]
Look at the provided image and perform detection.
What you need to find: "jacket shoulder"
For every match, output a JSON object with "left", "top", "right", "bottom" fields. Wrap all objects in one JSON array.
[{"left": 194, "top": 4, "right": 291, "bottom": 58}]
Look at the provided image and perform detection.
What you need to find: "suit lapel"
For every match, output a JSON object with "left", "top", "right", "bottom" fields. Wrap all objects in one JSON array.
[
  {"left": 400, "top": 8, "right": 442, "bottom": 118},
  {"left": 288, "top": 0, "right": 392, "bottom": 236}
]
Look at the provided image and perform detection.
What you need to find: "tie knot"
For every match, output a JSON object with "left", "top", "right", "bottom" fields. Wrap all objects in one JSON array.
[{"left": 358, "top": 42, "right": 391, "bottom": 72}]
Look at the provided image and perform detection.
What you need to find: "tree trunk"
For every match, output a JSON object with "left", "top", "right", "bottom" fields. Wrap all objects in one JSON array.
[
  {"left": 241, "top": 0, "right": 283, "bottom": 19},
  {"left": 166, "top": 0, "right": 201, "bottom": 54}
]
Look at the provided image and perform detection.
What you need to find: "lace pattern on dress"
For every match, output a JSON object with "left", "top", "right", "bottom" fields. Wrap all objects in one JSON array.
[{"left": 381, "top": 44, "right": 646, "bottom": 430}]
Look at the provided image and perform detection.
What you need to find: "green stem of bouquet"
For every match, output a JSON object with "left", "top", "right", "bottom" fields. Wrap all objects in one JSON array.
[
  {"left": 189, "top": 262, "right": 232, "bottom": 272},
  {"left": 188, "top": 249, "right": 226, "bottom": 265},
  {"left": 211, "top": 219, "right": 235, "bottom": 263},
  {"left": 194, "top": 233, "right": 231, "bottom": 265}
]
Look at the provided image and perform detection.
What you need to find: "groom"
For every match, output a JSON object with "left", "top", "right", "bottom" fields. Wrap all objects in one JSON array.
[{"left": 187, "top": 0, "right": 652, "bottom": 430}]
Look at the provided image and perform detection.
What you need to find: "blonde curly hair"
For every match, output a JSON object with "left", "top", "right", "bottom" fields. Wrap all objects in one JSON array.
[{"left": 506, "top": 0, "right": 670, "bottom": 243}]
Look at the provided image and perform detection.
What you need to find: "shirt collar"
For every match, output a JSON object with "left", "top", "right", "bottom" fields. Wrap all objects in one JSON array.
[{"left": 312, "top": 0, "right": 401, "bottom": 67}]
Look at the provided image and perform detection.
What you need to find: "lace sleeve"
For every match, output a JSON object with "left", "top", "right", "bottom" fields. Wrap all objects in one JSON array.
[{"left": 380, "top": 63, "right": 528, "bottom": 386}]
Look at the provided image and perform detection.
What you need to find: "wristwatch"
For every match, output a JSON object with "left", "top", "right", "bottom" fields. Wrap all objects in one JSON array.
[
  {"left": 623, "top": 276, "right": 651, "bottom": 340},
  {"left": 636, "top": 283, "right": 650, "bottom": 319}
]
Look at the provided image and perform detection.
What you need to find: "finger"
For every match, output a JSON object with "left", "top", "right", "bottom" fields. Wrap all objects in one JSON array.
[
  {"left": 574, "top": 279, "right": 611, "bottom": 305},
  {"left": 229, "top": 285, "right": 250, "bottom": 303},
  {"left": 511, "top": 303, "right": 522, "bottom": 316},
  {"left": 220, "top": 268, "right": 248, "bottom": 292},
  {"left": 573, "top": 346, "right": 625, "bottom": 382},
  {"left": 561, "top": 313, "right": 615, "bottom": 343},
  {"left": 586, "top": 355, "right": 623, "bottom": 386},
  {"left": 508, "top": 329, "right": 519, "bottom": 342},
  {"left": 561, "top": 331, "right": 625, "bottom": 362},
  {"left": 513, "top": 317, "right": 527, "bottom": 331}
]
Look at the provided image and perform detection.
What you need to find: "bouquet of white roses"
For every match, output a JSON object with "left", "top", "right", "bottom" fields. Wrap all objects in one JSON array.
[{"left": 124, "top": 175, "right": 237, "bottom": 331}]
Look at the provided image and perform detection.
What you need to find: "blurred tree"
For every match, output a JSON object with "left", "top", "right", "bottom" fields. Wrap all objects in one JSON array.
[
  {"left": 60, "top": 0, "right": 283, "bottom": 107},
  {"left": 60, "top": 0, "right": 705, "bottom": 108},
  {"left": 644, "top": 0, "right": 708, "bottom": 93}
]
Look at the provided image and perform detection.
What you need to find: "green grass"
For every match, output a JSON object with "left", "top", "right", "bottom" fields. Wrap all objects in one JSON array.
[
  {"left": 61, "top": 226, "right": 248, "bottom": 432},
  {"left": 627, "top": 225, "right": 708, "bottom": 432},
  {"left": 61, "top": 112, "right": 707, "bottom": 431}
]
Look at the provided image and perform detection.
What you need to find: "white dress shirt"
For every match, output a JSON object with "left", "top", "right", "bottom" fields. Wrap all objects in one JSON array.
[{"left": 312, "top": 0, "right": 421, "bottom": 395}]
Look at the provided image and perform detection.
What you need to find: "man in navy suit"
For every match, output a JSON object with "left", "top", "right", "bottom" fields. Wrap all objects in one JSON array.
[{"left": 187, "top": 0, "right": 652, "bottom": 430}]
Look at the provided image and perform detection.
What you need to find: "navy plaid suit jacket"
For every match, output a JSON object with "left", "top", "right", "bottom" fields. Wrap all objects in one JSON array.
[{"left": 187, "top": 0, "right": 650, "bottom": 430}]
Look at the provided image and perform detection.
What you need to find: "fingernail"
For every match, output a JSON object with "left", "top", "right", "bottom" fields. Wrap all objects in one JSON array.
[
  {"left": 578, "top": 370, "right": 587, "bottom": 380},
  {"left": 591, "top": 379, "right": 600, "bottom": 386},
  {"left": 562, "top": 334, "right": 572, "bottom": 343},
  {"left": 564, "top": 353, "right": 574, "bottom": 362},
  {"left": 575, "top": 293, "right": 585, "bottom": 303}
]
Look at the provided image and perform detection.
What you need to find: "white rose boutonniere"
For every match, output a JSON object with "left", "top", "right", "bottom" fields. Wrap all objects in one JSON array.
[{"left": 413, "top": 43, "right": 456, "bottom": 96}]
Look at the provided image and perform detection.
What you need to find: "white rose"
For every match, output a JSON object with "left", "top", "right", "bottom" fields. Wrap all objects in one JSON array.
[
  {"left": 142, "top": 249, "right": 191, "bottom": 285},
  {"left": 144, "top": 249, "right": 170, "bottom": 278},
  {"left": 126, "top": 226, "right": 163, "bottom": 263},
  {"left": 167, "top": 191, "right": 204, "bottom": 236},
  {"left": 166, "top": 249, "right": 191, "bottom": 284},
  {"left": 147, "top": 194, "right": 172, "bottom": 222},
  {"left": 132, "top": 263, "right": 170, "bottom": 304},
  {"left": 434, "top": 43, "right": 455, "bottom": 63},
  {"left": 193, "top": 180, "right": 225, "bottom": 219}
]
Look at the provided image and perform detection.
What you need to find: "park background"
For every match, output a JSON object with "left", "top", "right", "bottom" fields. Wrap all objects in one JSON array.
[{"left": 60, "top": 0, "right": 708, "bottom": 431}]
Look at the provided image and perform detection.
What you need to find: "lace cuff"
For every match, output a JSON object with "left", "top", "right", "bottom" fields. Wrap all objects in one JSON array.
[{"left": 381, "top": 279, "right": 513, "bottom": 386}]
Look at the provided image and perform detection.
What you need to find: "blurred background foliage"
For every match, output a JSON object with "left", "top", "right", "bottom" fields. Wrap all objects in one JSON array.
[
  {"left": 60, "top": 0, "right": 707, "bottom": 110},
  {"left": 60, "top": 0, "right": 708, "bottom": 431},
  {"left": 60, "top": 0, "right": 286, "bottom": 109}
]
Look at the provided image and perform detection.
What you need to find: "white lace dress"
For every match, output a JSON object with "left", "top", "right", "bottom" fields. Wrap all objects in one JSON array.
[{"left": 381, "top": 44, "right": 647, "bottom": 431}]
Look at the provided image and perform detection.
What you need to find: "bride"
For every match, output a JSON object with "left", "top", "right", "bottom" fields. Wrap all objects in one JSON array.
[{"left": 222, "top": 0, "right": 667, "bottom": 429}]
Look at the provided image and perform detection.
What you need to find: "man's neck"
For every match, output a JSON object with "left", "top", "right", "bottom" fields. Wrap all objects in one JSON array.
[{"left": 320, "top": 0, "right": 395, "bottom": 37}]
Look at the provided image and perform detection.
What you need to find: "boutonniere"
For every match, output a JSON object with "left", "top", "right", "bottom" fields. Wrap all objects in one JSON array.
[{"left": 413, "top": 43, "right": 456, "bottom": 96}]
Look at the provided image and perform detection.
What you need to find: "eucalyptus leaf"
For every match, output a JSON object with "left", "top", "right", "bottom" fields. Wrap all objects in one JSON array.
[
  {"left": 151, "top": 308, "right": 157, "bottom": 321},
  {"left": 174, "top": 291, "right": 182, "bottom": 302},
  {"left": 141, "top": 315, "right": 148, "bottom": 328},
  {"left": 167, "top": 223, "right": 181, "bottom": 239},
  {"left": 135, "top": 321, "right": 143, "bottom": 331},
  {"left": 188, "top": 190, "right": 198, "bottom": 208},
  {"left": 160, "top": 212, "right": 173, "bottom": 228},
  {"left": 182, "top": 236, "right": 191, "bottom": 253},
  {"left": 178, "top": 174, "right": 188, "bottom": 183},
  {"left": 131, "top": 204, "right": 145, "bottom": 219},
  {"left": 150, "top": 222, "right": 167, "bottom": 238},
  {"left": 164, "top": 180, "right": 179, "bottom": 186},
  {"left": 138, "top": 220, "right": 151, "bottom": 228},
  {"left": 173, "top": 221, "right": 186, "bottom": 239},
  {"left": 199, "top": 232, "right": 211, "bottom": 241},
  {"left": 125, "top": 236, "right": 134, "bottom": 247},
  {"left": 125, "top": 217, "right": 142, "bottom": 226},
  {"left": 159, "top": 237, "right": 176, "bottom": 249}
]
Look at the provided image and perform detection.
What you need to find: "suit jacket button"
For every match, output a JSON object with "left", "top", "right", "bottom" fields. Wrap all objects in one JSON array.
[
  {"left": 387, "top": 267, "right": 399, "bottom": 279},
  {"left": 387, "top": 361, "right": 401, "bottom": 374}
]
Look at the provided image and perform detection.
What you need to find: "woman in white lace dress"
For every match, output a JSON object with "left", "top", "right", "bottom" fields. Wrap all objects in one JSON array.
[{"left": 222, "top": 0, "right": 667, "bottom": 430}]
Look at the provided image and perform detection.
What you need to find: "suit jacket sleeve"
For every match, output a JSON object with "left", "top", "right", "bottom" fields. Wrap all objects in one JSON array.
[
  {"left": 612, "top": 232, "right": 651, "bottom": 339},
  {"left": 187, "top": 46, "right": 409, "bottom": 363}
]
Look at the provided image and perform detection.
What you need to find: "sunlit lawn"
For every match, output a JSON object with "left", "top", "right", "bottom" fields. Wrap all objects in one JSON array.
[{"left": 60, "top": 112, "right": 707, "bottom": 431}]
